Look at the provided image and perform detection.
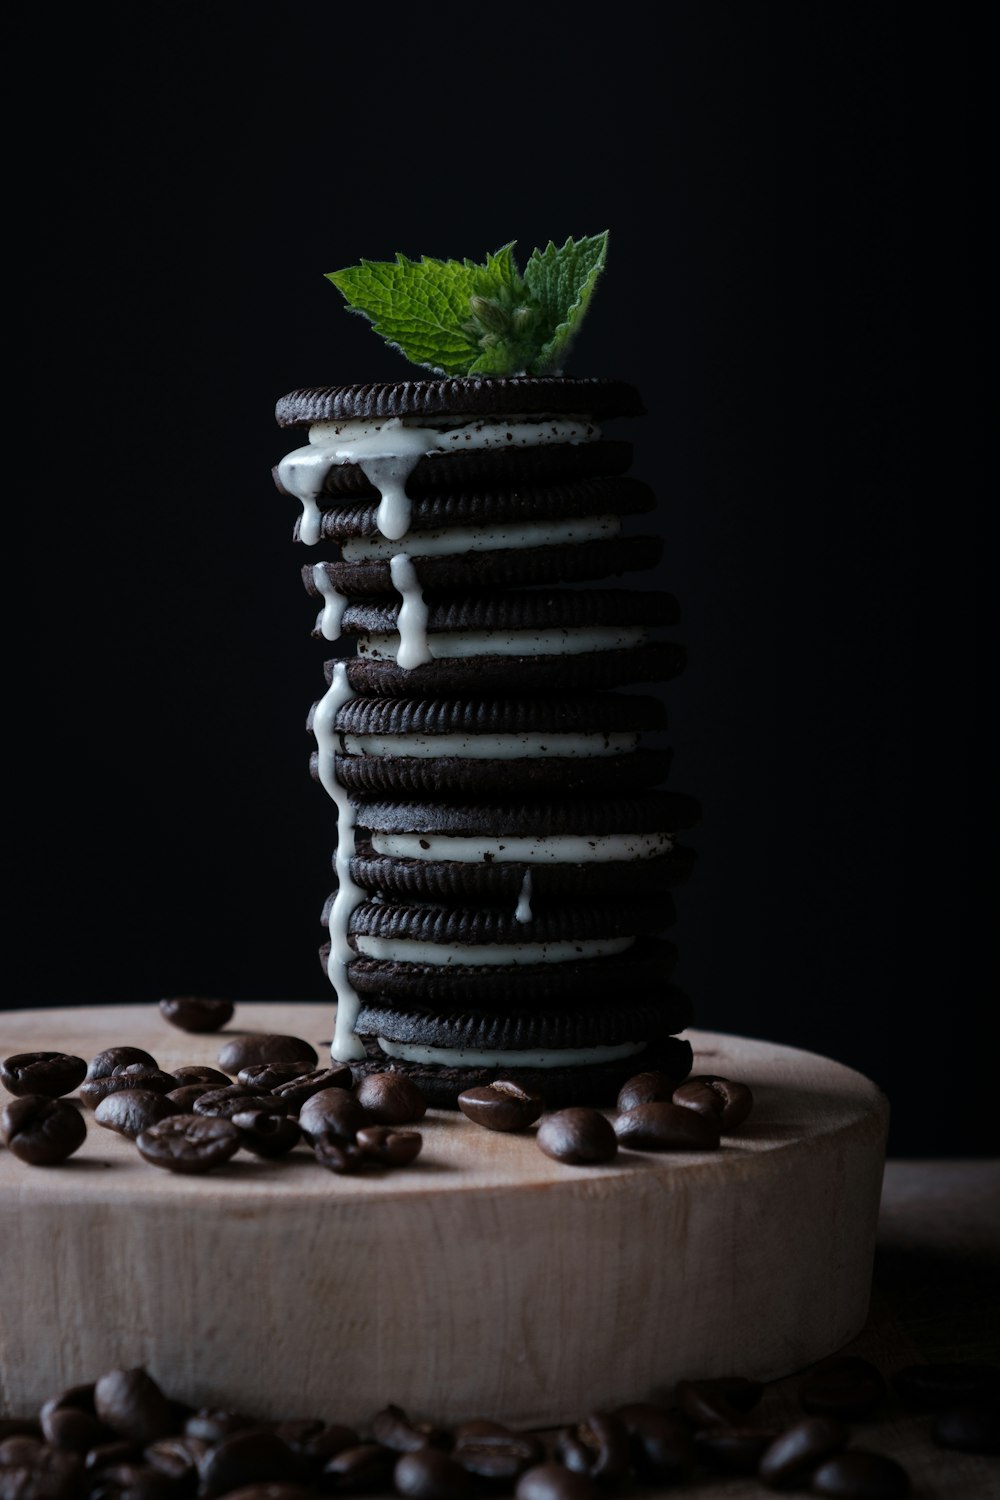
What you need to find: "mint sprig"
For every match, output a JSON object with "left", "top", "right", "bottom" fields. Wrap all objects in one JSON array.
[{"left": 326, "top": 233, "right": 609, "bottom": 377}]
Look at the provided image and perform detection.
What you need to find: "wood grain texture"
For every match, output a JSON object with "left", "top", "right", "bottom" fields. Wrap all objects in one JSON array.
[{"left": 0, "top": 1005, "right": 888, "bottom": 1425}]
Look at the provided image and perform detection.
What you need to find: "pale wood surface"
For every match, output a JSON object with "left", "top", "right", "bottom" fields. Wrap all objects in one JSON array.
[{"left": 1, "top": 1005, "right": 888, "bottom": 1430}]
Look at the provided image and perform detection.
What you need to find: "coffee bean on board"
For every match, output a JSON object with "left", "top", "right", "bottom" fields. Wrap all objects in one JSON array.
[
  {"left": 198, "top": 1428, "right": 296, "bottom": 1497},
  {"left": 356, "top": 1125, "right": 423, "bottom": 1167},
  {"left": 80, "top": 1068, "right": 179, "bottom": 1110},
  {"left": 457, "top": 1082, "right": 544, "bottom": 1132},
  {"left": 87, "top": 1460, "right": 176, "bottom": 1500},
  {"left": 171, "top": 1065, "right": 233, "bottom": 1087},
  {"left": 758, "top": 1417, "right": 849, "bottom": 1487},
  {"left": 613, "top": 1404, "right": 695, "bottom": 1482},
  {"left": 695, "top": 1424, "right": 779, "bottom": 1474},
  {"left": 184, "top": 1411, "right": 254, "bottom": 1443},
  {"left": 453, "top": 1427, "right": 543, "bottom": 1485},
  {"left": 675, "top": 1076, "right": 754, "bottom": 1130},
  {"left": 216, "top": 1035, "right": 318, "bottom": 1074},
  {"left": 144, "top": 1434, "right": 208, "bottom": 1485},
  {"left": 193, "top": 1088, "right": 287, "bottom": 1120},
  {"left": 39, "top": 1384, "right": 105, "bottom": 1452},
  {"left": 136, "top": 1115, "right": 240, "bottom": 1174},
  {"left": 314, "top": 1138, "right": 367, "bottom": 1174},
  {"left": 355, "top": 1072, "right": 428, "bottom": 1125},
  {"left": 231, "top": 1111, "right": 302, "bottom": 1158},
  {"left": 238, "top": 1062, "right": 313, "bottom": 1092},
  {"left": 322, "top": 1443, "right": 395, "bottom": 1491},
  {"left": 1, "top": 1052, "right": 88, "bottom": 1099},
  {"left": 811, "top": 1449, "right": 911, "bottom": 1497},
  {"left": 892, "top": 1362, "right": 1000, "bottom": 1411},
  {"left": 159, "top": 996, "right": 234, "bottom": 1033},
  {"left": 0, "top": 1441, "right": 83, "bottom": 1499},
  {"left": 615, "top": 1071, "right": 678, "bottom": 1112},
  {"left": 86, "top": 1048, "right": 158, "bottom": 1082},
  {"left": 675, "top": 1377, "right": 762, "bottom": 1425},
  {"left": 394, "top": 1450, "right": 473, "bottom": 1500},
  {"left": 372, "top": 1406, "right": 445, "bottom": 1454},
  {"left": 556, "top": 1412, "right": 630, "bottom": 1482},
  {"left": 95, "top": 1090, "right": 179, "bottom": 1140},
  {"left": 799, "top": 1357, "right": 886, "bottom": 1421},
  {"left": 536, "top": 1109, "right": 617, "bottom": 1165},
  {"left": 279, "top": 1422, "right": 358, "bottom": 1467},
  {"left": 87, "top": 1442, "right": 143, "bottom": 1472},
  {"left": 166, "top": 1084, "right": 218, "bottom": 1110},
  {"left": 271, "top": 1068, "right": 354, "bottom": 1113},
  {"left": 218, "top": 1489, "right": 316, "bottom": 1500},
  {"left": 1, "top": 1094, "right": 87, "bottom": 1165},
  {"left": 614, "top": 1102, "right": 721, "bottom": 1152},
  {"left": 515, "top": 1462, "right": 602, "bottom": 1500},
  {"left": 93, "top": 1370, "right": 175, "bottom": 1447},
  {"left": 299, "top": 1088, "right": 368, "bottom": 1143}
]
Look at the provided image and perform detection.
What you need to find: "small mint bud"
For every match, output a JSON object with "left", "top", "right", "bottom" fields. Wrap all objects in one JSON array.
[
  {"left": 512, "top": 304, "right": 537, "bottom": 332},
  {"left": 469, "top": 294, "right": 510, "bottom": 333}
]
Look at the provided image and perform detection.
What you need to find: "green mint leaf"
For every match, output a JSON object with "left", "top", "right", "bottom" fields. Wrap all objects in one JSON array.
[
  {"left": 523, "top": 232, "right": 610, "bottom": 374},
  {"left": 327, "top": 235, "right": 608, "bottom": 376}
]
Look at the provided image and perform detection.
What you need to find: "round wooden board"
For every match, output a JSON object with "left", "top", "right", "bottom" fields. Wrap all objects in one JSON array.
[{"left": 0, "top": 1004, "right": 888, "bottom": 1426}]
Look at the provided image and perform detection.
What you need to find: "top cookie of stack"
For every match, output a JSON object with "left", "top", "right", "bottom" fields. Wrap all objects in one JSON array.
[{"left": 274, "top": 376, "right": 698, "bottom": 1106}]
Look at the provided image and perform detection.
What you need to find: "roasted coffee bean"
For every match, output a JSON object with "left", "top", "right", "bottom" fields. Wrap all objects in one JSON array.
[
  {"left": 0, "top": 1441, "right": 82, "bottom": 1500},
  {"left": 615, "top": 1071, "right": 678, "bottom": 1113},
  {"left": 932, "top": 1402, "right": 1000, "bottom": 1453},
  {"left": 159, "top": 995, "right": 234, "bottom": 1033},
  {"left": 457, "top": 1082, "right": 544, "bottom": 1133},
  {"left": 613, "top": 1403, "right": 694, "bottom": 1482},
  {"left": 371, "top": 1406, "right": 445, "bottom": 1454},
  {"left": 220, "top": 1489, "right": 316, "bottom": 1500},
  {"left": 811, "top": 1449, "right": 911, "bottom": 1497},
  {"left": 87, "top": 1461, "right": 176, "bottom": 1500},
  {"left": 143, "top": 1436, "right": 208, "bottom": 1490},
  {"left": 272, "top": 1421, "right": 325, "bottom": 1451},
  {"left": 86, "top": 1049, "right": 158, "bottom": 1083},
  {"left": 536, "top": 1108, "right": 617, "bottom": 1165},
  {"left": 232, "top": 1110, "right": 302, "bottom": 1157},
  {"left": 39, "top": 1384, "right": 105, "bottom": 1453},
  {"left": 86, "top": 1443, "right": 142, "bottom": 1472},
  {"left": 1, "top": 1053, "right": 87, "bottom": 1099},
  {"left": 515, "top": 1463, "right": 601, "bottom": 1500},
  {"left": 758, "top": 1417, "right": 850, "bottom": 1488},
  {"left": 184, "top": 1411, "right": 255, "bottom": 1443},
  {"left": 165, "top": 1085, "right": 217, "bottom": 1110},
  {"left": 171, "top": 1066, "right": 232, "bottom": 1087},
  {"left": 675, "top": 1377, "right": 758, "bottom": 1426},
  {"left": 95, "top": 1091, "right": 178, "bottom": 1140},
  {"left": 556, "top": 1412, "right": 629, "bottom": 1482},
  {"left": 277, "top": 1424, "right": 358, "bottom": 1467},
  {"left": 314, "top": 1138, "right": 367, "bottom": 1174},
  {"left": 299, "top": 1088, "right": 368, "bottom": 1143},
  {"left": 217, "top": 1035, "right": 318, "bottom": 1074},
  {"left": 355, "top": 1072, "right": 427, "bottom": 1125},
  {"left": 193, "top": 1088, "right": 287, "bottom": 1120},
  {"left": 321, "top": 1443, "right": 395, "bottom": 1492},
  {"left": 394, "top": 1449, "right": 472, "bottom": 1500},
  {"left": 799, "top": 1357, "right": 886, "bottom": 1421},
  {"left": 271, "top": 1068, "right": 353, "bottom": 1113},
  {"left": 453, "top": 1428, "right": 543, "bottom": 1486},
  {"left": 356, "top": 1125, "right": 423, "bottom": 1167},
  {"left": 695, "top": 1424, "right": 779, "bottom": 1474},
  {"left": 615, "top": 1102, "right": 720, "bottom": 1152},
  {"left": 80, "top": 1068, "right": 178, "bottom": 1110},
  {"left": 93, "top": 1370, "right": 174, "bottom": 1446},
  {"left": 892, "top": 1361, "right": 1000, "bottom": 1411},
  {"left": 238, "top": 1062, "right": 313, "bottom": 1092},
  {"left": 674, "top": 1076, "right": 754, "bottom": 1131},
  {"left": 1, "top": 1095, "right": 87, "bottom": 1165},
  {"left": 198, "top": 1428, "right": 296, "bottom": 1497},
  {"left": 136, "top": 1115, "right": 240, "bottom": 1174}
]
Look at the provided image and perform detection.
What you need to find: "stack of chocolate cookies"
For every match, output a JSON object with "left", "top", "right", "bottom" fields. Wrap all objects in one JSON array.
[{"left": 274, "top": 378, "right": 698, "bottom": 1105}]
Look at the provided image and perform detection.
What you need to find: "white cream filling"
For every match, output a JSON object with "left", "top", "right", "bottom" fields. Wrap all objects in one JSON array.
[
  {"left": 387, "top": 553, "right": 432, "bottom": 668},
  {"left": 369, "top": 831, "right": 676, "bottom": 864},
  {"left": 279, "top": 414, "right": 600, "bottom": 546},
  {"left": 377, "top": 1038, "right": 647, "bottom": 1069},
  {"left": 311, "top": 563, "right": 348, "bottom": 642},
  {"left": 354, "top": 934, "right": 635, "bottom": 966},
  {"left": 356, "top": 624, "right": 646, "bottom": 661},
  {"left": 341, "top": 514, "right": 620, "bottom": 561},
  {"left": 340, "top": 731, "right": 638, "bottom": 760},
  {"left": 514, "top": 870, "right": 534, "bottom": 923}
]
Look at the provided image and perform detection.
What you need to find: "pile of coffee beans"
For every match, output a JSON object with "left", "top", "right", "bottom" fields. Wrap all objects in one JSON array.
[{"left": 4, "top": 1357, "right": 997, "bottom": 1498}]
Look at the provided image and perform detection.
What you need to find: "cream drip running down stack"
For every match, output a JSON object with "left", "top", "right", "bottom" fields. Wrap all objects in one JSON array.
[{"left": 274, "top": 377, "right": 700, "bottom": 1105}]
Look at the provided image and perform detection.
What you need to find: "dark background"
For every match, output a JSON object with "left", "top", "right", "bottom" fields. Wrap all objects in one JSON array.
[{"left": 11, "top": 5, "right": 986, "bottom": 1154}]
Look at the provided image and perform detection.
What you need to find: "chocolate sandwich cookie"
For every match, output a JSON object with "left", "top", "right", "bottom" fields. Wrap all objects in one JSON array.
[
  {"left": 347, "top": 791, "right": 700, "bottom": 904},
  {"left": 308, "top": 587, "right": 684, "bottom": 695},
  {"left": 308, "top": 693, "right": 673, "bottom": 796},
  {"left": 275, "top": 377, "right": 645, "bottom": 426}
]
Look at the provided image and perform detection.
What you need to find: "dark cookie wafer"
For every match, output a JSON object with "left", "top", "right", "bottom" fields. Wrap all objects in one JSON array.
[
  {"left": 275, "top": 377, "right": 643, "bottom": 427},
  {"left": 327, "top": 587, "right": 681, "bottom": 636},
  {"left": 310, "top": 692, "right": 672, "bottom": 795},
  {"left": 354, "top": 790, "right": 702, "bottom": 838},
  {"left": 305, "top": 476, "right": 654, "bottom": 542},
  {"left": 347, "top": 1035, "right": 694, "bottom": 1110},
  {"left": 332, "top": 936, "right": 678, "bottom": 1007},
  {"left": 345, "top": 640, "right": 682, "bottom": 697},
  {"left": 349, "top": 836, "right": 697, "bottom": 902},
  {"left": 339, "top": 896, "right": 676, "bottom": 945}
]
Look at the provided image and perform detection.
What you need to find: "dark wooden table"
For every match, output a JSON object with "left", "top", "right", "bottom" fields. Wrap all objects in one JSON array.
[{"left": 685, "top": 1158, "right": 1000, "bottom": 1497}]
